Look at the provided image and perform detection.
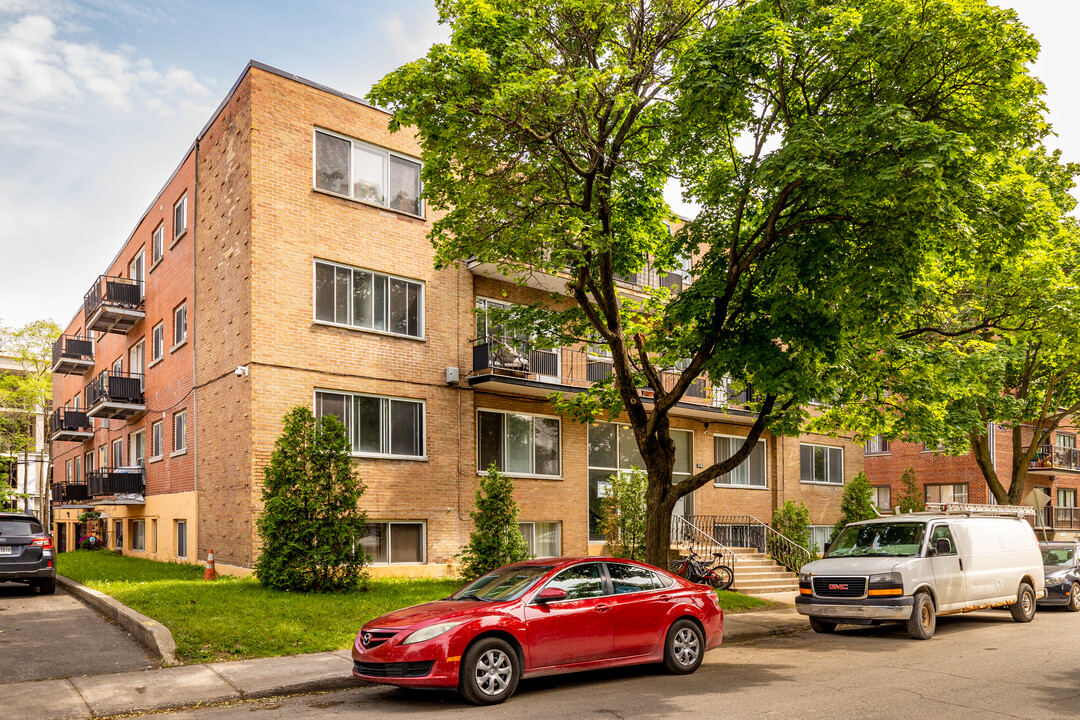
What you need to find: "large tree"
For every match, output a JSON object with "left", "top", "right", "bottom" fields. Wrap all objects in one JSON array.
[{"left": 372, "top": 0, "right": 1054, "bottom": 565}]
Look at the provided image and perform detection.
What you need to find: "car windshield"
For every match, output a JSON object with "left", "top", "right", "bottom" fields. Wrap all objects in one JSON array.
[
  {"left": 450, "top": 565, "right": 554, "bottom": 602},
  {"left": 0, "top": 520, "right": 41, "bottom": 535},
  {"left": 1043, "top": 548, "right": 1074, "bottom": 566},
  {"left": 824, "top": 522, "right": 926, "bottom": 558}
]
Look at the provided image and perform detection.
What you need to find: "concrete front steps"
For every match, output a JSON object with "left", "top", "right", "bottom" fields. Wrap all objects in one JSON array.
[{"left": 726, "top": 547, "right": 800, "bottom": 593}]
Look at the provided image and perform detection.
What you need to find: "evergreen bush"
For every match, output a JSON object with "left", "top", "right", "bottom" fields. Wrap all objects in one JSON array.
[
  {"left": 599, "top": 468, "right": 647, "bottom": 562},
  {"left": 255, "top": 407, "right": 368, "bottom": 592},
  {"left": 895, "top": 468, "right": 925, "bottom": 513},
  {"left": 457, "top": 466, "right": 530, "bottom": 580},
  {"left": 772, "top": 500, "right": 812, "bottom": 551},
  {"left": 833, "top": 471, "right": 879, "bottom": 536}
]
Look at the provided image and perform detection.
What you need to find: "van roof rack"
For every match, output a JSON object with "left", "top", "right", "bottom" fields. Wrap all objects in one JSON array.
[{"left": 899, "top": 502, "right": 1035, "bottom": 519}]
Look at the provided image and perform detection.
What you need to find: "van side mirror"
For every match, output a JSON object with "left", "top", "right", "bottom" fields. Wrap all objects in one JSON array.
[{"left": 935, "top": 537, "right": 953, "bottom": 555}]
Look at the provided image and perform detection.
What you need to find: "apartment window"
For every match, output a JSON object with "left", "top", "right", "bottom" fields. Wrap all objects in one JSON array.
[
  {"left": 518, "top": 522, "right": 561, "bottom": 558},
  {"left": 477, "top": 410, "right": 560, "bottom": 477},
  {"left": 84, "top": 451, "right": 95, "bottom": 475},
  {"left": 129, "top": 339, "right": 145, "bottom": 383},
  {"left": 65, "top": 460, "right": 72, "bottom": 483},
  {"left": 173, "top": 303, "right": 187, "bottom": 347},
  {"left": 810, "top": 526, "right": 835, "bottom": 554},
  {"left": 73, "top": 457, "right": 81, "bottom": 482},
  {"left": 873, "top": 485, "right": 892, "bottom": 511},
  {"left": 151, "top": 421, "right": 163, "bottom": 459},
  {"left": 112, "top": 439, "right": 123, "bottom": 468},
  {"left": 151, "top": 323, "right": 164, "bottom": 362},
  {"left": 313, "top": 260, "right": 424, "bottom": 338},
  {"left": 713, "top": 435, "right": 766, "bottom": 487},
  {"left": 865, "top": 435, "right": 890, "bottom": 455},
  {"left": 73, "top": 393, "right": 81, "bottom": 410},
  {"left": 114, "top": 519, "right": 123, "bottom": 550},
  {"left": 98, "top": 446, "right": 107, "bottom": 472},
  {"left": 173, "top": 411, "right": 187, "bottom": 453},
  {"left": 130, "top": 430, "right": 145, "bottom": 467},
  {"left": 1057, "top": 433, "right": 1077, "bottom": 449},
  {"left": 314, "top": 130, "right": 423, "bottom": 217},
  {"left": 315, "top": 391, "right": 425, "bottom": 458},
  {"left": 1058, "top": 489, "right": 1077, "bottom": 508},
  {"left": 174, "top": 194, "right": 187, "bottom": 239},
  {"left": 357, "top": 521, "right": 425, "bottom": 564},
  {"left": 129, "top": 249, "right": 145, "bottom": 296},
  {"left": 800, "top": 444, "right": 844, "bottom": 485},
  {"left": 176, "top": 520, "right": 187, "bottom": 558},
  {"left": 131, "top": 520, "right": 145, "bottom": 551},
  {"left": 152, "top": 224, "right": 164, "bottom": 264},
  {"left": 588, "top": 423, "right": 692, "bottom": 540},
  {"left": 925, "top": 483, "right": 968, "bottom": 504},
  {"left": 112, "top": 357, "right": 123, "bottom": 375}
]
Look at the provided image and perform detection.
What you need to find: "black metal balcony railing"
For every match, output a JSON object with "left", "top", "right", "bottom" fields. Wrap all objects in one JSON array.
[
  {"left": 88, "top": 468, "right": 144, "bottom": 497},
  {"left": 50, "top": 407, "right": 92, "bottom": 435},
  {"left": 1028, "top": 444, "right": 1080, "bottom": 473},
  {"left": 470, "top": 335, "right": 754, "bottom": 410},
  {"left": 85, "top": 370, "right": 145, "bottom": 408},
  {"left": 51, "top": 335, "right": 94, "bottom": 372},
  {"left": 84, "top": 274, "right": 143, "bottom": 317},
  {"left": 51, "top": 481, "right": 91, "bottom": 503}
]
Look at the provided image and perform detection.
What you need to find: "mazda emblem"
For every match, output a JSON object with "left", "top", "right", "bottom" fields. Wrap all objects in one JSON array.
[{"left": 362, "top": 632, "right": 371, "bottom": 647}]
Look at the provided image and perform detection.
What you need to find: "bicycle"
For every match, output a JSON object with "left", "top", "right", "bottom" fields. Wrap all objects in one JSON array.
[{"left": 669, "top": 549, "right": 734, "bottom": 591}]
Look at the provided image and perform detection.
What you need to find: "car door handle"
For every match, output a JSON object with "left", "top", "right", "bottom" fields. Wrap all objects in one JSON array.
[
  {"left": 658, "top": 595, "right": 675, "bottom": 602},
  {"left": 595, "top": 604, "right": 611, "bottom": 613}
]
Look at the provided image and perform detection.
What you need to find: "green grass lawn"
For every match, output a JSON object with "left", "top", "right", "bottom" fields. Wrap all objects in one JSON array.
[{"left": 58, "top": 551, "right": 775, "bottom": 664}]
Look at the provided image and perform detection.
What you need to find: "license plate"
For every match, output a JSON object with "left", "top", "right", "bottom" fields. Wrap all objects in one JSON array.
[{"left": 0, "top": 546, "right": 11, "bottom": 555}]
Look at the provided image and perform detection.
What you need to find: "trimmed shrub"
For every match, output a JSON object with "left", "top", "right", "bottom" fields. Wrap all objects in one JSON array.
[
  {"left": 457, "top": 466, "right": 530, "bottom": 580},
  {"left": 895, "top": 467, "right": 925, "bottom": 513},
  {"left": 833, "top": 471, "right": 879, "bottom": 536},
  {"left": 599, "top": 468, "right": 647, "bottom": 562}
]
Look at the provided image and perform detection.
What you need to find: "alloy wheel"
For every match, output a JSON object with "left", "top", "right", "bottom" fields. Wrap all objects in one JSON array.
[
  {"left": 475, "top": 648, "right": 513, "bottom": 696},
  {"left": 673, "top": 627, "right": 700, "bottom": 667}
]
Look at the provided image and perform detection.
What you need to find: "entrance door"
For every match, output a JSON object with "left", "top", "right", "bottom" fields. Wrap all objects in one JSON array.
[
  {"left": 523, "top": 562, "right": 613, "bottom": 668},
  {"left": 56, "top": 523, "right": 67, "bottom": 553}
]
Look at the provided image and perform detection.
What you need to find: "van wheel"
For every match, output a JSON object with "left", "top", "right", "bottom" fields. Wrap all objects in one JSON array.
[
  {"left": 906, "top": 592, "right": 935, "bottom": 640},
  {"left": 1067, "top": 583, "right": 1080, "bottom": 613},
  {"left": 1010, "top": 582, "right": 1036, "bottom": 623},
  {"left": 809, "top": 617, "right": 836, "bottom": 634}
]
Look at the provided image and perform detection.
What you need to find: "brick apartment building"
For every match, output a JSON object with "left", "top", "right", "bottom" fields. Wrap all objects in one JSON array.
[
  {"left": 864, "top": 425, "right": 1080, "bottom": 541},
  {"left": 49, "top": 61, "right": 863, "bottom": 575}
]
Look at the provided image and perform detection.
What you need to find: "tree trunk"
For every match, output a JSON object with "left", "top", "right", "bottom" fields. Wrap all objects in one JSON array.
[{"left": 644, "top": 471, "right": 678, "bottom": 568}]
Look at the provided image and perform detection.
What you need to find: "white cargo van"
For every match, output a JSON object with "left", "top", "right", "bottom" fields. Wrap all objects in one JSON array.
[{"left": 795, "top": 508, "right": 1044, "bottom": 639}]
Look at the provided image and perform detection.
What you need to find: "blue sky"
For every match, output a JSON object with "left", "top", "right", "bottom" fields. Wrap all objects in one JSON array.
[{"left": 0, "top": 0, "right": 1076, "bottom": 329}]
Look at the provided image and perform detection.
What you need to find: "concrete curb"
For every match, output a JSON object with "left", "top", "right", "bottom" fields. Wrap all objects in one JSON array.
[{"left": 57, "top": 574, "right": 179, "bottom": 666}]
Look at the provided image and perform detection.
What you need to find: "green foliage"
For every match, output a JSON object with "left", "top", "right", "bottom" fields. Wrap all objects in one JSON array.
[
  {"left": 895, "top": 468, "right": 926, "bottom": 514},
  {"left": 599, "top": 469, "right": 647, "bottom": 562},
  {"left": 0, "top": 319, "right": 57, "bottom": 458},
  {"left": 833, "top": 473, "right": 880, "bottom": 535},
  {"left": 457, "top": 466, "right": 530, "bottom": 580},
  {"left": 255, "top": 407, "right": 368, "bottom": 592},
  {"left": 772, "top": 500, "right": 812, "bottom": 552}
]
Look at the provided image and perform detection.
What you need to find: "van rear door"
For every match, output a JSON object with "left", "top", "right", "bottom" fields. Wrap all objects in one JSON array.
[{"left": 928, "top": 523, "right": 966, "bottom": 611}]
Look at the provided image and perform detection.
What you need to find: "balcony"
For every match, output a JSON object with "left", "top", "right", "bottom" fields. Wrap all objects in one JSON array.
[
  {"left": 85, "top": 370, "right": 145, "bottom": 420},
  {"left": 83, "top": 275, "right": 144, "bottom": 334},
  {"left": 467, "top": 258, "right": 689, "bottom": 297},
  {"left": 88, "top": 468, "right": 145, "bottom": 498},
  {"left": 469, "top": 335, "right": 756, "bottom": 422},
  {"left": 51, "top": 481, "right": 91, "bottom": 504},
  {"left": 51, "top": 335, "right": 94, "bottom": 374},
  {"left": 1026, "top": 444, "right": 1080, "bottom": 475},
  {"left": 49, "top": 408, "right": 94, "bottom": 443}
]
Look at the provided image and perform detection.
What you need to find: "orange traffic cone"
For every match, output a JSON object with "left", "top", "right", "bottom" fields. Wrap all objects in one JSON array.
[{"left": 204, "top": 549, "right": 217, "bottom": 580}]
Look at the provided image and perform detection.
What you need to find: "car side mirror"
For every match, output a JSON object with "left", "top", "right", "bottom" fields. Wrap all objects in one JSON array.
[
  {"left": 534, "top": 587, "right": 567, "bottom": 603},
  {"left": 935, "top": 538, "right": 952, "bottom": 555}
]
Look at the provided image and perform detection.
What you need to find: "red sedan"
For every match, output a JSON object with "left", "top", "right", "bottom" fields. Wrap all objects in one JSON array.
[{"left": 351, "top": 557, "right": 723, "bottom": 704}]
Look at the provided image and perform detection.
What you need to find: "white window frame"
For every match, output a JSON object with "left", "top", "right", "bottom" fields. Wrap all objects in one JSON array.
[
  {"left": 176, "top": 520, "right": 187, "bottom": 559},
  {"left": 131, "top": 519, "right": 145, "bottom": 552},
  {"left": 800, "top": 443, "right": 845, "bottom": 485},
  {"left": 312, "top": 128, "right": 424, "bottom": 218},
  {"left": 152, "top": 224, "right": 164, "bottom": 265},
  {"left": 362, "top": 521, "right": 427, "bottom": 565},
  {"left": 84, "top": 451, "right": 94, "bottom": 475},
  {"left": 111, "top": 438, "right": 123, "bottom": 469},
  {"left": 151, "top": 322, "right": 164, "bottom": 364},
  {"left": 150, "top": 420, "right": 163, "bottom": 461},
  {"left": 173, "top": 194, "right": 187, "bottom": 241},
  {"left": 476, "top": 408, "right": 562, "bottom": 479},
  {"left": 865, "top": 434, "right": 890, "bottom": 455},
  {"left": 314, "top": 390, "right": 427, "bottom": 460},
  {"left": 809, "top": 525, "right": 834, "bottom": 554},
  {"left": 130, "top": 429, "right": 145, "bottom": 467},
  {"left": 65, "top": 459, "right": 72, "bottom": 483},
  {"left": 172, "top": 411, "right": 187, "bottom": 455},
  {"left": 713, "top": 433, "right": 768, "bottom": 489},
  {"left": 172, "top": 303, "right": 187, "bottom": 349},
  {"left": 925, "top": 483, "right": 968, "bottom": 504},
  {"left": 128, "top": 249, "right": 145, "bottom": 298},
  {"left": 518, "top": 521, "right": 562, "bottom": 558},
  {"left": 873, "top": 485, "right": 892, "bottom": 511},
  {"left": 312, "top": 259, "right": 425, "bottom": 340}
]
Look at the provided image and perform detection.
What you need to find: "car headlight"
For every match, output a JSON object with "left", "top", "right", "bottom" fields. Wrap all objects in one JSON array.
[
  {"left": 869, "top": 572, "right": 903, "bottom": 585},
  {"left": 401, "top": 621, "right": 464, "bottom": 645},
  {"left": 1047, "top": 571, "right": 1070, "bottom": 585}
]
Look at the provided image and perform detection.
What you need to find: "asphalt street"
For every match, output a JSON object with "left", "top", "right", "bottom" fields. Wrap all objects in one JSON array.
[
  {"left": 0, "top": 581, "right": 159, "bottom": 683},
  {"left": 132, "top": 606, "right": 1080, "bottom": 720}
]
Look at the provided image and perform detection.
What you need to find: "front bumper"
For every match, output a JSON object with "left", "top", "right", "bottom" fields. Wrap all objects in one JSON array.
[
  {"left": 796, "top": 595, "right": 914, "bottom": 621},
  {"left": 1038, "top": 582, "right": 1073, "bottom": 606},
  {"left": 351, "top": 629, "right": 460, "bottom": 688}
]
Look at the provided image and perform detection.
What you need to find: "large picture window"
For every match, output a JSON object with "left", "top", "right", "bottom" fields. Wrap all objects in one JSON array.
[
  {"left": 800, "top": 443, "right": 844, "bottom": 484},
  {"left": 713, "top": 435, "right": 766, "bottom": 487},
  {"left": 357, "top": 521, "right": 425, "bottom": 564},
  {"left": 588, "top": 423, "right": 692, "bottom": 539},
  {"left": 316, "top": 390, "right": 425, "bottom": 458},
  {"left": 314, "top": 260, "right": 423, "bottom": 338},
  {"left": 925, "top": 483, "right": 968, "bottom": 504},
  {"left": 477, "top": 410, "right": 560, "bottom": 477},
  {"left": 518, "top": 522, "right": 561, "bottom": 558},
  {"left": 314, "top": 130, "right": 423, "bottom": 217}
]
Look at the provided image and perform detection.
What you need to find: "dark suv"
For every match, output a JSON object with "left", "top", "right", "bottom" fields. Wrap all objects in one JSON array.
[{"left": 0, "top": 512, "right": 56, "bottom": 594}]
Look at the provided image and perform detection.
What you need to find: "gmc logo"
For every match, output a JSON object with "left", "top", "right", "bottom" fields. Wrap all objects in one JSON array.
[{"left": 829, "top": 584, "right": 849, "bottom": 590}]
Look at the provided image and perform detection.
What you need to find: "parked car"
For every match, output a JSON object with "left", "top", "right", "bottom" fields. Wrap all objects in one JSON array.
[
  {"left": 351, "top": 557, "right": 723, "bottom": 705},
  {"left": 1038, "top": 541, "right": 1080, "bottom": 611},
  {"left": 796, "top": 511, "right": 1044, "bottom": 639},
  {"left": 0, "top": 512, "right": 56, "bottom": 594}
]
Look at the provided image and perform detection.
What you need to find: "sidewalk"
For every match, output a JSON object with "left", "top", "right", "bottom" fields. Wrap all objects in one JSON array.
[{"left": 8, "top": 604, "right": 808, "bottom": 720}]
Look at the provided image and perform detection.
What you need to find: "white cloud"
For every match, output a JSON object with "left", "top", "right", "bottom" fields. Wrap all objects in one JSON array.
[{"left": 380, "top": 8, "right": 450, "bottom": 63}]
